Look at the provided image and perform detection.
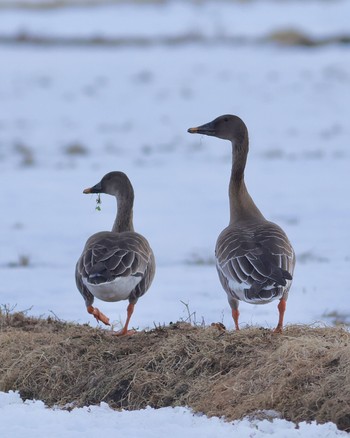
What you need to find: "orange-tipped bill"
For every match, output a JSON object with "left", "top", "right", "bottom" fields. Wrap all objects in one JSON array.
[
  {"left": 187, "top": 120, "right": 216, "bottom": 136},
  {"left": 83, "top": 181, "right": 102, "bottom": 194}
]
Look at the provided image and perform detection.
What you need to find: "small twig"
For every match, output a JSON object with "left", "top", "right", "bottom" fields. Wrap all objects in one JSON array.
[
  {"left": 180, "top": 300, "right": 197, "bottom": 325},
  {"left": 49, "top": 310, "right": 63, "bottom": 322}
]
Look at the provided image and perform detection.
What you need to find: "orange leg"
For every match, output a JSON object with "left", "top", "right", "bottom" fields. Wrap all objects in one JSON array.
[
  {"left": 232, "top": 308, "right": 240, "bottom": 331},
  {"left": 87, "top": 305, "right": 110, "bottom": 326},
  {"left": 274, "top": 298, "right": 286, "bottom": 334},
  {"left": 114, "top": 303, "right": 136, "bottom": 337}
]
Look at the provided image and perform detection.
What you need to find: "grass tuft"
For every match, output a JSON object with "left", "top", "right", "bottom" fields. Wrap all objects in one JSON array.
[{"left": 0, "top": 311, "right": 350, "bottom": 430}]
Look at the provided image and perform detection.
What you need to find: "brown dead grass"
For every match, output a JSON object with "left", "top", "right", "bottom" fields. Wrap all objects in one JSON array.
[
  {"left": 1, "top": 31, "right": 350, "bottom": 48},
  {"left": 0, "top": 311, "right": 350, "bottom": 431}
]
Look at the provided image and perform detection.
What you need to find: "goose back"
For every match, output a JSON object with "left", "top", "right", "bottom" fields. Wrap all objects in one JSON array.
[
  {"left": 216, "top": 221, "right": 295, "bottom": 305},
  {"left": 76, "top": 231, "right": 155, "bottom": 305}
]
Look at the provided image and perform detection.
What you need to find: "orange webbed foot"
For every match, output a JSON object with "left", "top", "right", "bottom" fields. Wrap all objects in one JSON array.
[
  {"left": 87, "top": 306, "right": 110, "bottom": 326},
  {"left": 113, "top": 328, "right": 137, "bottom": 337},
  {"left": 111, "top": 302, "right": 136, "bottom": 336},
  {"left": 273, "top": 324, "right": 283, "bottom": 334}
]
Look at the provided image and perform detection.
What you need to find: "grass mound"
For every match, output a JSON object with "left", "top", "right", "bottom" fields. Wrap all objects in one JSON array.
[{"left": 0, "top": 310, "right": 349, "bottom": 431}]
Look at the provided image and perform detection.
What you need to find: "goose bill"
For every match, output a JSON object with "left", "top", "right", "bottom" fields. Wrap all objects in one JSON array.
[
  {"left": 187, "top": 121, "right": 216, "bottom": 136},
  {"left": 83, "top": 181, "right": 102, "bottom": 194}
]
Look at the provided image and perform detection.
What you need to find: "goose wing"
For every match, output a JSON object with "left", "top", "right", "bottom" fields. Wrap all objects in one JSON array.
[
  {"left": 216, "top": 222, "right": 295, "bottom": 302},
  {"left": 76, "top": 231, "right": 154, "bottom": 301}
]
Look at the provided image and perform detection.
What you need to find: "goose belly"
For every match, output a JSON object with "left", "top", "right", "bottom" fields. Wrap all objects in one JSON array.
[{"left": 83, "top": 276, "right": 141, "bottom": 302}]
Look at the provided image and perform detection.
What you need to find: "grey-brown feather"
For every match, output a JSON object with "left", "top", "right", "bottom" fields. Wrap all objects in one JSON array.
[
  {"left": 216, "top": 221, "right": 295, "bottom": 305},
  {"left": 188, "top": 115, "right": 295, "bottom": 330},
  {"left": 76, "top": 230, "right": 155, "bottom": 306}
]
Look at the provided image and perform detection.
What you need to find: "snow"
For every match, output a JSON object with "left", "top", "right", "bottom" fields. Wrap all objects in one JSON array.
[
  {"left": 0, "top": 391, "right": 348, "bottom": 438},
  {"left": 1, "top": 0, "right": 350, "bottom": 436},
  {"left": 1, "top": 45, "right": 349, "bottom": 329}
]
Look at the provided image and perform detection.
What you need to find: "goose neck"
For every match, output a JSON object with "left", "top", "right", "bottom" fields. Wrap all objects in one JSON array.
[
  {"left": 229, "top": 139, "right": 264, "bottom": 224},
  {"left": 112, "top": 195, "right": 135, "bottom": 233}
]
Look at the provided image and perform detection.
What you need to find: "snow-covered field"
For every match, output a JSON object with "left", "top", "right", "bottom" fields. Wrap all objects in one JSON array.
[
  {"left": 1, "top": 0, "right": 350, "bottom": 436},
  {"left": 1, "top": 391, "right": 349, "bottom": 438}
]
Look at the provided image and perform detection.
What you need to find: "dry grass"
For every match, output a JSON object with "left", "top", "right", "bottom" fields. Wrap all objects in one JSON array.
[
  {"left": 64, "top": 142, "right": 89, "bottom": 156},
  {"left": 1, "top": 31, "right": 349, "bottom": 49},
  {"left": 14, "top": 142, "right": 35, "bottom": 167},
  {"left": 0, "top": 310, "right": 350, "bottom": 431},
  {"left": 0, "top": 0, "right": 167, "bottom": 10},
  {"left": 7, "top": 254, "right": 31, "bottom": 268}
]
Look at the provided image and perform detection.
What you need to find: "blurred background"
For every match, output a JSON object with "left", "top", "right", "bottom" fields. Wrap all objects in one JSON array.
[{"left": 1, "top": 0, "right": 349, "bottom": 330}]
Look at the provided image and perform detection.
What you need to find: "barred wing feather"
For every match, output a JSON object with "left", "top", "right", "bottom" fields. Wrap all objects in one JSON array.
[{"left": 216, "top": 222, "right": 295, "bottom": 304}]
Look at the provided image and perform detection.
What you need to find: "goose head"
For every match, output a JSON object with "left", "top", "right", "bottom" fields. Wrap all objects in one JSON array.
[
  {"left": 188, "top": 114, "right": 247, "bottom": 144},
  {"left": 83, "top": 171, "right": 133, "bottom": 198}
]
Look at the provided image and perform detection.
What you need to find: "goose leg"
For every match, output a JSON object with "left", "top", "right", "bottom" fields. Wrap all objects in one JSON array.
[
  {"left": 228, "top": 297, "right": 240, "bottom": 330},
  {"left": 274, "top": 298, "right": 286, "bottom": 334},
  {"left": 232, "top": 308, "right": 240, "bottom": 330},
  {"left": 87, "top": 305, "right": 110, "bottom": 326},
  {"left": 114, "top": 303, "right": 136, "bottom": 336}
]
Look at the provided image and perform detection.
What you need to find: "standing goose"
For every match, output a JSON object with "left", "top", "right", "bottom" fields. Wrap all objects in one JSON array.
[
  {"left": 75, "top": 171, "right": 155, "bottom": 336},
  {"left": 188, "top": 115, "right": 295, "bottom": 333}
]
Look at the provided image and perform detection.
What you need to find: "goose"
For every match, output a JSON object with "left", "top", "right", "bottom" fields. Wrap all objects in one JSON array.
[
  {"left": 188, "top": 115, "right": 295, "bottom": 333},
  {"left": 75, "top": 171, "right": 155, "bottom": 336}
]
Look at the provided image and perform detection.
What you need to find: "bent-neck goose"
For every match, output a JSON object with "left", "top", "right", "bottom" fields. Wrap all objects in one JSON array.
[
  {"left": 188, "top": 115, "right": 295, "bottom": 333},
  {"left": 75, "top": 171, "right": 155, "bottom": 336}
]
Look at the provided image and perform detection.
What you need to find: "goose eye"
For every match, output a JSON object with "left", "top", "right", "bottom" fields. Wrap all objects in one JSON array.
[{"left": 224, "top": 117, "right": 228, "bottom": 122}]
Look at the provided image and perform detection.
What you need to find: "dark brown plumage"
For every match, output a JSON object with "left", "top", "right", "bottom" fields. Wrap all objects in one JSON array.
[
  {"left": 188, "top": 115, "right": 295, "bottom": 332},
  {"left": 75, "top": 171, "right": 155, "bottom": 335}
]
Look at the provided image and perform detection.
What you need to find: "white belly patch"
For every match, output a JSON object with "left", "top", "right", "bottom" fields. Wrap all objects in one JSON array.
[
  {"left": 228, "top": 279, "right": 247, "bottom": 301},
  {"left": 227, "top": 279, "right": 278, "bottom": 304},
  {"left": 83, "top": 276, "right": 142, "bottom": 302}
]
